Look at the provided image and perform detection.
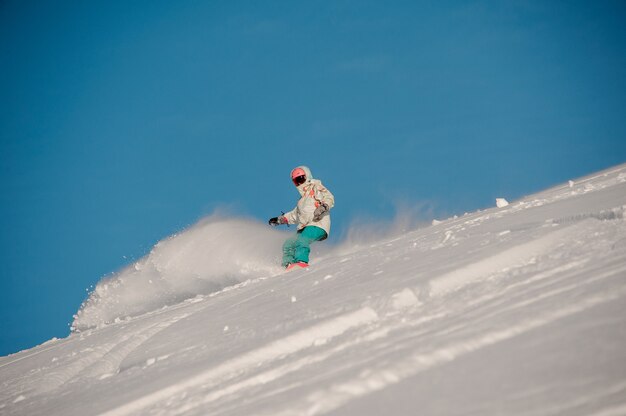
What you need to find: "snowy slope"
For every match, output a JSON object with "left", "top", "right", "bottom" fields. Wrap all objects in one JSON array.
[{"left": 2, "top": 164, "right": 626, "bottom": 416}]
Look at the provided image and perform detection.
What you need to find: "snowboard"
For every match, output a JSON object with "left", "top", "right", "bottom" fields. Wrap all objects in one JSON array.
[{"left": 286, "top": 262, "right": 309, "bottom": 271}]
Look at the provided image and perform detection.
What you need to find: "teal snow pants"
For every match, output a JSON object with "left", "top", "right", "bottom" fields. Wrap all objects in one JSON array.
[{"left": 282, "top": 226, "right": 328, "bottom": 267}]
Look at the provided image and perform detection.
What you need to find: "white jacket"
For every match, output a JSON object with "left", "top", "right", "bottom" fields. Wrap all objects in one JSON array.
[{"left": 283, "top": 167, "right": 335, "bottom": 236}]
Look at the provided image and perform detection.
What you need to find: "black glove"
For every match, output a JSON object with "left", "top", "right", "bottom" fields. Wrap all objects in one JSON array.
[
  {"left": 269, "top": 216, "right": 287, "bottom": 226},
  {"left": 313, "top": 203, "right": 329, "bottom": 221}
]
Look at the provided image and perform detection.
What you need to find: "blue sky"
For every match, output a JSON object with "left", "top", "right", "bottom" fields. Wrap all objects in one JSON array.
[{"left": 1, "top": 1, "right": 625, "bottom": 356}]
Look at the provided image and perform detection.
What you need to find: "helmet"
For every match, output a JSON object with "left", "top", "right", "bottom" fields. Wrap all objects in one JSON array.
[
  {"left": 290, "top": 166, "right": 312, "bottom": 186},
  {"left": 291, "top": 167, "right": 306, "bottom": 180}
]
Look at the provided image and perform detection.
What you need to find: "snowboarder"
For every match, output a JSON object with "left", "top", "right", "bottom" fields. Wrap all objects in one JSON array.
[{"left": 269, "top": 166, "right": 335, "bottom": 270}]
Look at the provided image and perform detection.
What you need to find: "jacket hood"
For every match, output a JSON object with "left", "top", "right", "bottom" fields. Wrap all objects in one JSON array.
[{"left": 292, "top": 165, "right": 314, "bottom": 194}]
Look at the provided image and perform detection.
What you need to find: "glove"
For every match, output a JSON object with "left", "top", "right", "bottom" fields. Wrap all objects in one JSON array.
[
  {"left": 269, "top": 216, "right": 288, "bottom": 226},
  {"left": 313, "top": 203, "right": 329, "bottom": 221}
]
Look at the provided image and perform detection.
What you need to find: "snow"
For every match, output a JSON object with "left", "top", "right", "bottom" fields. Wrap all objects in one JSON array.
[
  {"left": 72, "top": 217, "right": 289, "bottom": 331},
  {"left": 496, "top": 198, "right": 509, "bottom": 208},
  {"left": 1, "top": 164, "right": 626, "bottom": 416}
]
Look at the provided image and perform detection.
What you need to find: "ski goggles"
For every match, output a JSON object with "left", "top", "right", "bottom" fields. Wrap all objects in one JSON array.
[{"left": 292, "top": 175, "right": 307, "bottom": 186}]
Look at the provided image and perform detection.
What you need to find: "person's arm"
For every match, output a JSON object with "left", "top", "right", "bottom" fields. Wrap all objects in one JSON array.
[
  {"left": 282, "top": 206, "right": 298, "bottom": 225},
  {"left": 269, "top": 207, "right": 297, "bottom": 226},
  {"left": 313, "top": 182, "right": 334, "bottom": 221},
  {"left": 317, "top": 184, "right": 334, "bottom": 209}
]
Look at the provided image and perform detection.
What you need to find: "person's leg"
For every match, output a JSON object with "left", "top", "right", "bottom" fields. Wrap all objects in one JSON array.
[
  {"left": 282, "top": 235, "right": 299, "bottom": 267},
  {"left": 294, "top": 226, "right": 328, "bottom": 264}
]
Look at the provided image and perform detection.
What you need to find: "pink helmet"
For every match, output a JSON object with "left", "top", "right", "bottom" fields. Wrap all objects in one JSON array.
[
  {"left": 290, "top": 166, "right": 311, "bottom": 186},
  {"left": 290, "top": 167, "right": 306, "bottom": 180}
]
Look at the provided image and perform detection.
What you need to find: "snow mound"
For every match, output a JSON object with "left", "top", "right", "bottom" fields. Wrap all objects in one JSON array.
[
  {"left": 72, "top": 216, "right": 287, "bottom": 331},
  {"left": 72, "top": 210, "right": 426, "bottom": 332}
]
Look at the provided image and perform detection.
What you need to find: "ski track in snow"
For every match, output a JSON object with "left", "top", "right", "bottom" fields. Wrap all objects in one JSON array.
[
  {"left": 198, "top": 249, "right": 626, "bottom": 416},
  {"left": 277, "top": 271, "right": 626, "bottom": 416},
  {"left": 428, "top": 222, "right": 583, "bottom": 296},
  {"left": 99, "top": 308, "right": 379, "bottom": 416},
  {"left": 29, "top": 312, "right": 191, "bottom": 396},
  {"left": 2, "top": 163, "right": 626, "bottom": 416}
]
